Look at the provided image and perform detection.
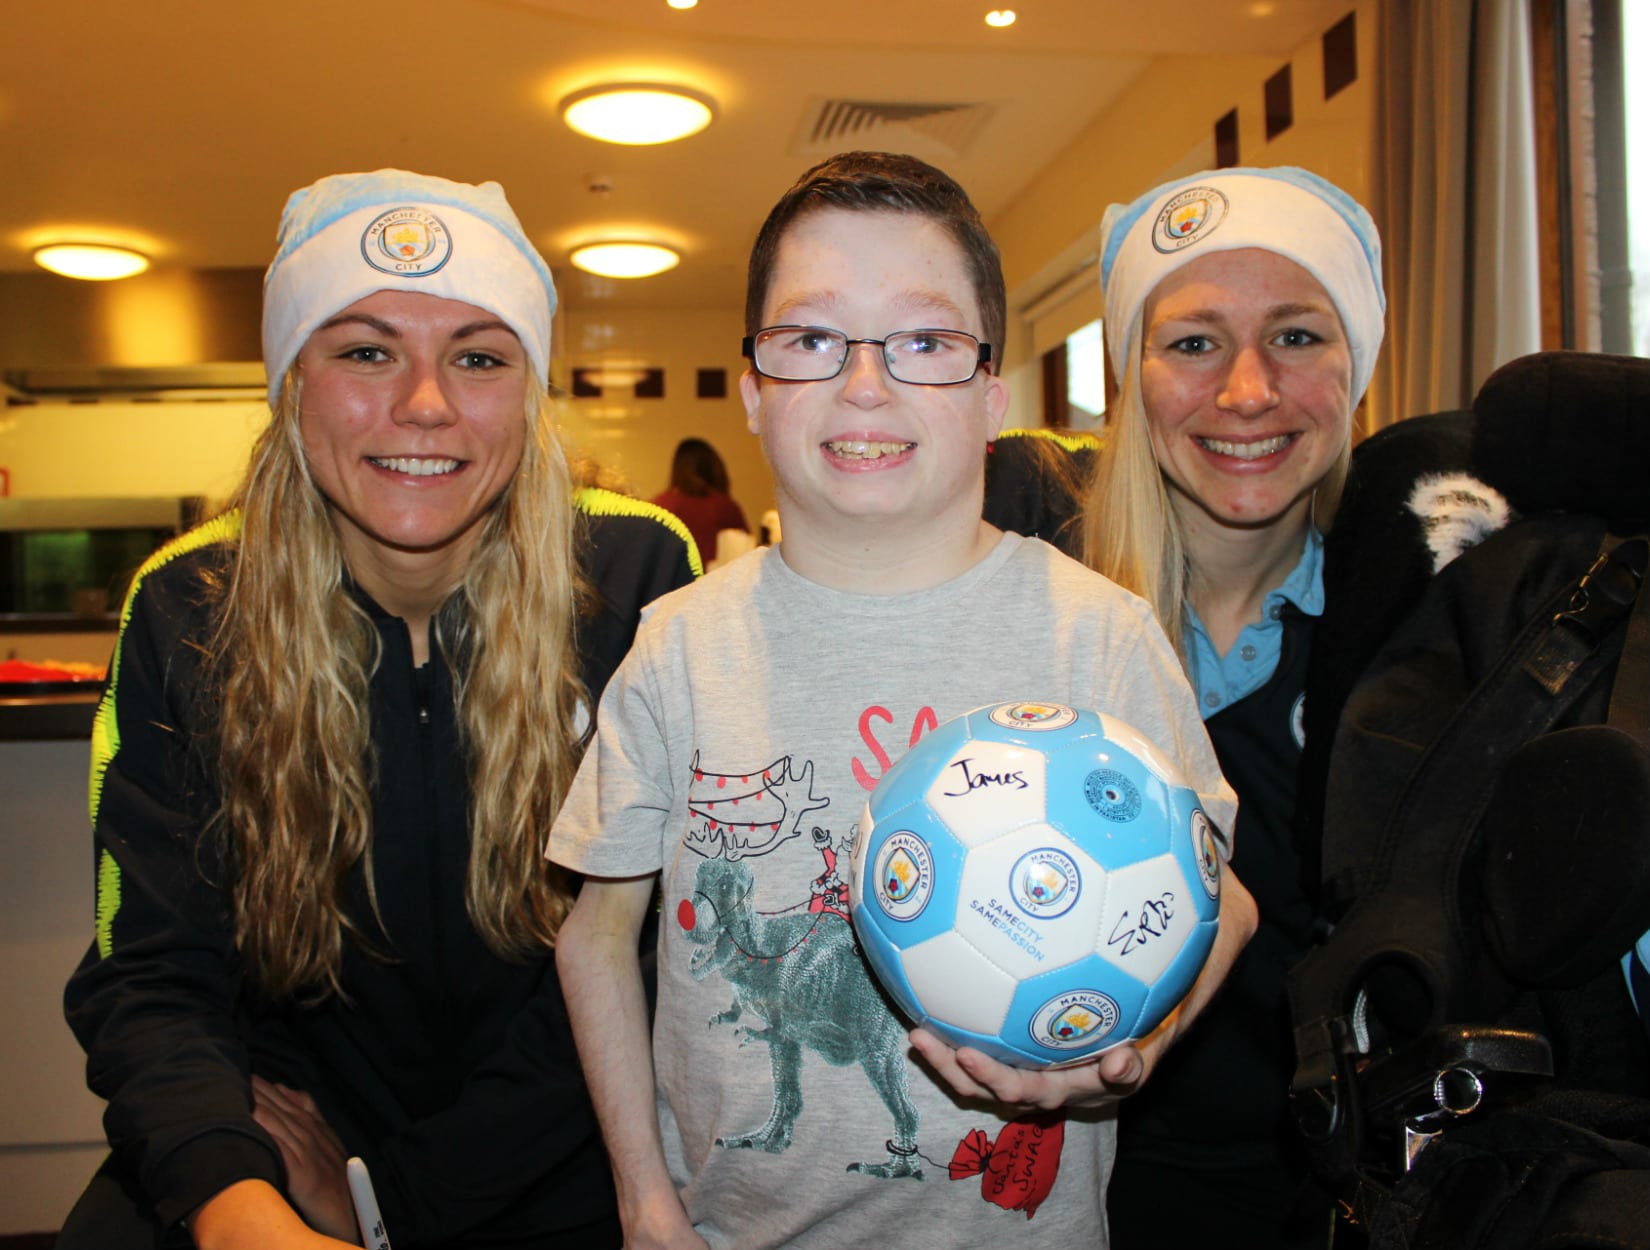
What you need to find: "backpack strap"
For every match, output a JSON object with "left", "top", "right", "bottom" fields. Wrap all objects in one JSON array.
[
  {"left": 1382, "top": 536, "right": 1643, "bottom": 889},
  {"left": 1608, "top": 540, "right": 1650, "bottom": 1048},
  {"left": 1476, "top": 536, "right": 1650, "bottom": 989},
  {"left": 1607, "top": 537, "right": 1650, "bottom": 736},
  {"left": 1289, "top": 534, "right": 1648, "bottom": 1181},
  {"left": 1321, "top": 534, "right": 1644, "bottom": 910}
]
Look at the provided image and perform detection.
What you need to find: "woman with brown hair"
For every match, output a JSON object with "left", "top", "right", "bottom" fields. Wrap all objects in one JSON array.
[{"left": 650, "top": 437, "right": 748, "bottom": 563}]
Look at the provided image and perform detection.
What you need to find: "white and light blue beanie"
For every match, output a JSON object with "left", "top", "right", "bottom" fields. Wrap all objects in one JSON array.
[
  {"left": 262, "top": 169, "right": 557, "bottom": 408},
  {"left": 1099, "top": 166, "right": 1386, "bottom": 406}
]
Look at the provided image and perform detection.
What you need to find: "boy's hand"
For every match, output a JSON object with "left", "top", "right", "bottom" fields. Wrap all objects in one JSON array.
[
  {"left": 909, "top": 865, "right": 1257, "bottom": 1109},
  {"left": 908, "top": 1027, "right": 1146, "bottom": 1108}
]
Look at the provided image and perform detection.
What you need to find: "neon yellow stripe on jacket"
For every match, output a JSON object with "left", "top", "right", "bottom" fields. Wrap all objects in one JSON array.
[
  {"left": 90, "top": 512, "right": 242, "bottom": 957},
  {"left": 995, "top": 427, "right": 1104, "bottom": 454},
  {"left": 575, "top": 486, "right": 704, "bottom": 577},
  {"left": 95, "top": 849, "right": 122, "bottom": 959}
]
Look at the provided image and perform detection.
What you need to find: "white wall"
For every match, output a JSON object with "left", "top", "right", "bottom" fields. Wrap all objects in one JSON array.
[{"left": 0, "top": 399, "right": 267, "bottom": 503}]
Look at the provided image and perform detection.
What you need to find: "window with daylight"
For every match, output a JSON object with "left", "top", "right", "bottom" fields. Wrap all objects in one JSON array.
[
  {"left": 1615, "top": 1, "right": 1649, "bottom": 355},
  {"left": 1534, "top": 0, "right": 1644, "bottom": 355}
]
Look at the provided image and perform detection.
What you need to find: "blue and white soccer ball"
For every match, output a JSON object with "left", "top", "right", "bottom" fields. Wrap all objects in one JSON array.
[{"left": 849, "top": 702, "right": 1222, "bottom": 1068}]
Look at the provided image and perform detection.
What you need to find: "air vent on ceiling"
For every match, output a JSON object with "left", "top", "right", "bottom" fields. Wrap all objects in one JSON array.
[{"left": 795, "top": 99, "right": 995, "bottom": 159}]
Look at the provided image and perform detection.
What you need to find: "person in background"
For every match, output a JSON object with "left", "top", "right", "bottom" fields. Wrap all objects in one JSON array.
[
  {"left": 549, "top": 150, "right": 1256, "bottom": 1250},
  {"left": 1079, "top": 166, "right": 1386, "bottom": 1249},
  {"left": 651, "top": 437, "right": 749, "bottom": 563},
  {"left": 60, "top": 169, "right": 694, "bottom": 1250}
]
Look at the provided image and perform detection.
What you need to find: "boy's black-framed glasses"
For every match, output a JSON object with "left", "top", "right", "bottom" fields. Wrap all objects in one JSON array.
[{"left": 742, "top": 325, "right": 993, "bottom": 386}]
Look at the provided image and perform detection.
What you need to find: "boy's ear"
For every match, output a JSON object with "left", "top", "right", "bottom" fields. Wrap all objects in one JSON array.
[
  {"left": 739, "top": 368, "right": 763, "bottom": 435},
  {"left": 983, "top": 369, "right": 1010, "bottom": 440}
]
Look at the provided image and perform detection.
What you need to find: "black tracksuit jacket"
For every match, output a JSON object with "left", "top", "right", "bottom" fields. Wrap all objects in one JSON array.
[{"left": 63, "top": 489, "right": 696, "bottom": 1247}]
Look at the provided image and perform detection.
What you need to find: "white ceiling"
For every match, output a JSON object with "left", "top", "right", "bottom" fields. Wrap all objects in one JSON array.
[{"left": 2, "top": 0, "right": 1353, "bottom": 312}]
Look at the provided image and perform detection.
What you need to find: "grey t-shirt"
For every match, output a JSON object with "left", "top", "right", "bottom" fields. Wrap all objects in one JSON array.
[{"left": 552, "top": 533, "right": 1233, "bottom": 1249}]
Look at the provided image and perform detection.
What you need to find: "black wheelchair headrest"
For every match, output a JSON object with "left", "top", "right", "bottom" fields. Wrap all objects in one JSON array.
[{"left": 1473, "top": 350, "right": 1650, "bottom": 522}]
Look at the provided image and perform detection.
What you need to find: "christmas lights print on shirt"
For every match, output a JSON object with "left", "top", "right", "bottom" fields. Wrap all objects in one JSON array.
[{"left": 684, "top": 752, "right": 831, "bottom": 859}]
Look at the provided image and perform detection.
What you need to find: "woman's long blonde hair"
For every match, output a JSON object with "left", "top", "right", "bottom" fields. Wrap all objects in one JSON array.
[
  {"left": 205, "top": 373, "right": 584, "bottom": 1000},
  {"left": 1078, "top": 349, "right": 1350, "bottom": 664}
]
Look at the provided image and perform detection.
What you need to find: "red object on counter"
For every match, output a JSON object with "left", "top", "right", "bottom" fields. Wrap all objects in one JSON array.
[{"left": 0, "top": 659, "right": 105, "bottom": 685}]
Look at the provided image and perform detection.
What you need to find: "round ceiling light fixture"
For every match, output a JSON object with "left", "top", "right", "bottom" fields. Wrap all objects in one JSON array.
[
  {"left": 33, "top": 242, "right": 151, "bottom": 281},
  {"left": 570, "top": 241, "right": 681, "bottom": 279},
  {"left": 561, "top": 83, "right": 716, "bottom": 145},
  {"left": 985, "top": 9, "right": 1017, "bottom": 27}
]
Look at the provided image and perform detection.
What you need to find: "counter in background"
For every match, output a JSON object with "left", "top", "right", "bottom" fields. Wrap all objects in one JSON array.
[
  {"left": 0, "top": 629, "right": 112, "bottom": 741},
  {"left": 1, "top": 626, "right": 110, "bottom": 1229},
  {"left": 1, "top": 730, "right": 110, "bottom": 1232},
  {"left": 0, "top": 690, "right": 100, "bottom": 741}
]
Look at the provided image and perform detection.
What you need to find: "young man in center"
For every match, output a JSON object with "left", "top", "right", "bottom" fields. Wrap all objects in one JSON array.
[{"left": 551, "top": 151, "right": 1256, "bottom": 1249}]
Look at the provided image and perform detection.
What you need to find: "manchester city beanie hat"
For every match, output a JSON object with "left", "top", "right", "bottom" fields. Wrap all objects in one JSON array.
[
  {"left": 262, "top": 169, "right": 556, "bottom": 407},
  {"left": 1099, "top": 166, "right": 1386, "bottom": 406}
]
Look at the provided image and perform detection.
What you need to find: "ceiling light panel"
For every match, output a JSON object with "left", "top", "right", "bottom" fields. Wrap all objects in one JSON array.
[
  {"left": 562, "top": 84, "right": 715, "bottom": 145},
  {"left": 34, "top": 243, "right": 151, "bottom": 281},
  {"left": 570, "top": 242, "right": 681, "bottom": 279}
]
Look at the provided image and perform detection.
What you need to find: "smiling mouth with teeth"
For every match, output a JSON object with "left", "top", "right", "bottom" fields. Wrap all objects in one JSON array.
[
  {"left": 1198, "top": 434, "right": 1295, "bottom": 461},
  {"left": 368, "top": 456, "right": 462, "bottom": 477},
  {"left": 824, "top": 439, "right": 915, "bottom": 460}
]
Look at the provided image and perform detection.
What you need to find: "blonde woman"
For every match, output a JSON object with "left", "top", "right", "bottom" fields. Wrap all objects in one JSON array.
[
  {"left": 1082, "top": 168, "right": 1384, "bottom": 1249},
  {"left": 61, "top": 171, "right": 693, "bottom": 1250}
]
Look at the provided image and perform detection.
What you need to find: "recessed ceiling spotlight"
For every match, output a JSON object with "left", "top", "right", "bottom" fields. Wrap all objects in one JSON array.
[
  {"left": 570, "top": 242, "right": 681, "bottom": 279},
  {"left": 33, "top": 242, "right": 150, "bottom": 281},
  {"left": 667, "top": 0, "right": 698, "bottom": 9},
  {"left": 985, "top": 9, "right": 1016, "bottom": 27},
  {"left": 562, "top": 83, "right": 716, "bottom": 146}
]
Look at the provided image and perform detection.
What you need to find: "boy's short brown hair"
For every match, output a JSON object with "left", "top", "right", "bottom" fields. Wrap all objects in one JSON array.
[{"left": 744, "top": 151, "right": 1006, "bottom": 365}]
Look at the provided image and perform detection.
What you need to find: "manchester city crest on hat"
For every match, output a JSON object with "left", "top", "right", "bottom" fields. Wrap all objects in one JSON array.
[
  {"left": 1152, "top": 187, "right": 1229, "bottom": 254},
  {"left": 362, "top": 206, "right": 453, "bottom": 276}
]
